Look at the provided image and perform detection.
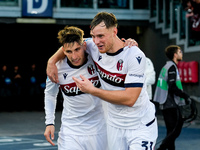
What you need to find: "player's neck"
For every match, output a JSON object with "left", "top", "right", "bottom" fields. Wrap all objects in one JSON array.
[
  {"left": 108, "top": 37, "right": 124, "bottom": 53},
  {"left": 172, "top": 58, "right": 178, "bottom": 65}
]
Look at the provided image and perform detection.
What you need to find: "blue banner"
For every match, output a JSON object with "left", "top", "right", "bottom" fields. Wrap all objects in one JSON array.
[{"left": 22, "top": 0, "right": 53, "bottom": 17}]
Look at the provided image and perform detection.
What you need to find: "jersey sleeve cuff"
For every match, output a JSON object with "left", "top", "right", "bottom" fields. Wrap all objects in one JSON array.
[
  {"left": 125, "top": 83, "right": 143, "bottom": 88},
  {"left": 46, "top": 124, "right": 54, "bottom": 127}
]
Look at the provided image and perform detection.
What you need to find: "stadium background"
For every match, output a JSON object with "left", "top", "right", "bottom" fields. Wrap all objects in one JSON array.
[{"left": 0, "top": 0, "right": 200, "bottom": 113}]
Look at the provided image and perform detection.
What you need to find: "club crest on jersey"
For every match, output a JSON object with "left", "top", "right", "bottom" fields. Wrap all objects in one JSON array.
[
  {"left": 63, "top": 73, "right": 68, "bottom": 79},
  {"left": 136, "top": 56, "right": 142, "bottom": 64},
  {"left": 87, "top": 64, "right": 95, "bottom": 75},
  {"left": 117, "top": 59, "right": 124, "bottom": 71}
]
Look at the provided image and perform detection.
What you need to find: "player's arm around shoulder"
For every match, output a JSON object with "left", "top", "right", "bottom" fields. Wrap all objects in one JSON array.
[
  {"left": 84, "top": 38, "right": 97, "bottom": 55},
  {"left": 47, "top": 46, "right": 65, "bottom": 83}
]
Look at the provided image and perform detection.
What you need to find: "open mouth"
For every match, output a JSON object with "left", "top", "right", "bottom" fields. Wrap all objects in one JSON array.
[{"left": 98, "top": 45, "right": 103, "bottom": 49}]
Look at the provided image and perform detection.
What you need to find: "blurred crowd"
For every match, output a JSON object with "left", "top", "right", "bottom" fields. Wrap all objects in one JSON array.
[
  {"left": 0, "top": 63, "right": 46, "bottom": 111},
  {"left": 182, "top": 0, "right": 200, "bottom": 44}
]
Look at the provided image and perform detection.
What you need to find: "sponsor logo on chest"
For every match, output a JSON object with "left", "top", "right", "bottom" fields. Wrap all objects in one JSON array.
[
  {"left": 94, "top": 61, "right": 126, "bottom": 87},
  {"left": 60, "top": 76, "right": 100, "bottom": 96}
]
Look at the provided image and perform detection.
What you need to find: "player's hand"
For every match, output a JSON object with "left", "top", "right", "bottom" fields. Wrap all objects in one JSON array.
[
  {"left": 46, "top": 61, "right": 59, "bottom": 83},
  {"left": 44, "top": 125, "right": 55, "bottom": 146},
  {"left": 72, "top": 75, "right": 95, "bottom": 93},
  {"left": 122, "top": 38, "right": 138, "bottom": 47}
]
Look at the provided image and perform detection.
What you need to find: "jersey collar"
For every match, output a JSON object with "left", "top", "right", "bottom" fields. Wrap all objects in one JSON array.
[
  {"left": 67, "top": 53, "right": 88, "bottom": 69},
  {"left": 106, "top": 48, "right": 124, "bottom": 56}
]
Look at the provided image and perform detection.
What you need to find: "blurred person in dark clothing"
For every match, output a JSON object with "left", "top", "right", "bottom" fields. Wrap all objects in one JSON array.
[
  {"left": 182, "top": 0, "right": 200, "bottom": 44},
  {"left": 28, "top": 63, "right": 43, "bottom": 110},
  {"left": 28, "top": 63, "right": 40, "bottom": 96},
  {"left": 190, "top": 0, "right": 200, "bottom": 44},
  {"left": 12, "top": 64, "right": 23, "bottom": 97},
  {"left": 0, "top": 64, "right": 12, "bottom": 97},
  {"left": 0, "top": 64, "right": 12, "bottom": 111},
  {"left": 190, "top": 0, "right": 200, "bottom": 15},
  {"left": 10, "top": 64, "right": 24, "bottom": 111},
  {"left": 182, "top": 0, "right": 200, "bottom": 16}
]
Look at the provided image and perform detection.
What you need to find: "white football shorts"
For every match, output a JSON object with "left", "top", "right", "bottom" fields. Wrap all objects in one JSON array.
[
  {"left": 107, "top": 118, "right": 158, "bottom": 150},
  {"left": 57, "top": 131, "right": 108, "bottom": 150}
]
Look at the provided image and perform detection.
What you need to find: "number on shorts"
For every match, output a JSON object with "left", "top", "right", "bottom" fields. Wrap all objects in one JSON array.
[{"left": 141, "top": 141, "right": 153, "bottom": 150}]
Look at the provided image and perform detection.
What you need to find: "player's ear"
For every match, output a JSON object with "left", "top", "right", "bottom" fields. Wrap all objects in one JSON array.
[
  {"left": 174, "top": 52, "right": 178, "bottom": 59},
  {"left": 113, "top": 27, "right": 118, "bottom": 36},
  {"left": 61, "top": 46, "right": 65, "bottom": 52},
  {"left": 62, "top": 44, "right": 66, "bottom": 52},
  {"left": 83, "top": 41, "right": 87, "bottom": 51}
]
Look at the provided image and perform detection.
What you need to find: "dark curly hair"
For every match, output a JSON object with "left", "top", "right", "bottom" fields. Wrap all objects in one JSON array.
[{"left": 57, "top": 26, "right": 84, "bottom": 46}]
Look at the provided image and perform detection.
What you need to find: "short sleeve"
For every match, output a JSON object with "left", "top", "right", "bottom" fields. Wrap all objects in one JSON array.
[{"left": 124, "top": 47, "right": 146, "bottom": 88}]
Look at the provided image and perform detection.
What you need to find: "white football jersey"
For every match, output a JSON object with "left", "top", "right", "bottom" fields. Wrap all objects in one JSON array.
[
  {"left": 85, "top": 39, "right": 155, "bottom": 129},
  {"left": 44, "top": 54, "right": 106, "bottom": 135}
]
